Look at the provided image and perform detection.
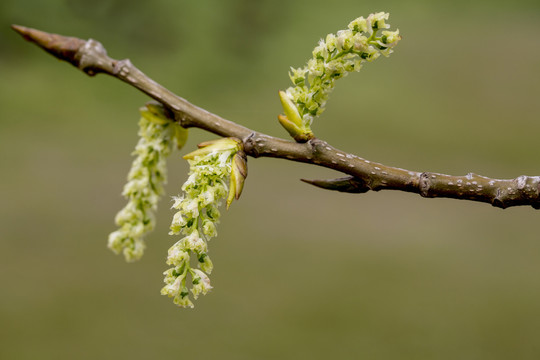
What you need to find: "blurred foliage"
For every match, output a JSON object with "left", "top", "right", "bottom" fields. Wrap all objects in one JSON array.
[{"left": 2, "top": 0, "right": 540, "bottom": 359}]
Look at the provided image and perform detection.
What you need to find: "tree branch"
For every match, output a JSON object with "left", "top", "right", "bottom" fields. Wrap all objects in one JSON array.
[{"left": 12, "top": 25, "right": 540, "bottom": 210}]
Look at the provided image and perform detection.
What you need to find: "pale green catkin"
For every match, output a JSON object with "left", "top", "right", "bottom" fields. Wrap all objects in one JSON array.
[
  {"left": 280, "top": 12, "right": 401, "bottom": 137},
  {"left": 162, "top": 138, "right": 241, "bottom": 308},
  {"left": 108, "top": 115, "right": 174, "bottom": 262}
]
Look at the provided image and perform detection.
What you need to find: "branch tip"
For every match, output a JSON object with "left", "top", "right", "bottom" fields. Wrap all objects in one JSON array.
[{"left": 11, "top": 24, "right": 86, "bottom": 67}]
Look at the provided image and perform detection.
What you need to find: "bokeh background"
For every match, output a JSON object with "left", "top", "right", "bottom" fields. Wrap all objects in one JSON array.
[{"left": 2, "top": 0, "right": 540, "bottom": 358}]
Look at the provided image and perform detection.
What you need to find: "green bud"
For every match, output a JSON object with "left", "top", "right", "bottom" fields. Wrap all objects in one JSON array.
[
  {"left": 278, "top": 90, "right": 315, "bottom": 142},
  {"left": 139, "top": 102, "right": 172, "bottom": 125},
  {"left": 278, "top": 91, "right": 303, "bottom": 128},
  {"left": 277, "top": 115, "right": 314, "bottom": 143},
  {"left": 227, "top": 151, "right": 248, "bottom": 209},
  {"left": 183, "top": 137, "right": 241, "bottom": 160},
  {"left": 173, "top": 123, "right": 189, "bottom": 150}
]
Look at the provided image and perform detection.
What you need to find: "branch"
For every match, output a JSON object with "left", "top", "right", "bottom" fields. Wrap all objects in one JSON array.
[{"left": 12, "top": 25, "right": 540, "bottom": 210}]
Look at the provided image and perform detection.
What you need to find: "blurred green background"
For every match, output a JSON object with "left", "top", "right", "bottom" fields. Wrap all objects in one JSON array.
[{"left": 2, "top": 0, "right": 540, "bottom": 358}]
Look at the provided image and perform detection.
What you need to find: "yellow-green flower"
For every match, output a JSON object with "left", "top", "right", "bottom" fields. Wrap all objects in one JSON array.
[
  {"left": 162, "top": 137, "right": 247, "bottom": 307},
  {"left": 278, "top": 12, "right": 401, "bottom": 141},
  {"left": 108, "top": 103, "right": 178, "bottom": 262}
]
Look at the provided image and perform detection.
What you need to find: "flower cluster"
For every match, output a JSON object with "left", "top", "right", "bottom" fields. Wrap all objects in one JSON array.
[
  {"left": 161, "top": 138, "right": 247, "bottom": 308},
  {"left": 279, "top": 12, "right": 401, "bottom": 140},
  {"left": 108, "top": 103, "right": 182, "bottom": 262}
]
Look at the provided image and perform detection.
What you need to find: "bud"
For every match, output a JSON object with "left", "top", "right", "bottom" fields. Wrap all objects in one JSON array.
[
  {"left": 140, "top": 102, "right": 172, "bottom": 125},
  {"left": 278, "top": 91, "right": 303, "bottom": 128},
  {"left": 173, "top": 123, "right": 189, "bottom": 150},
  {"left": 277, "top": 89, "right": 315, "bottom": 142},
  {"left": 183, "top": 137, "right": 241, "bottom": 160},
  {"left": 278, "top": 115, "right": 314, "bottom": 143},
  {"left": 141, "top": 102, "right": 189, "bottom": 150},
  {"left": 227, "top": 151, "right": 248, "bottom": 209}
]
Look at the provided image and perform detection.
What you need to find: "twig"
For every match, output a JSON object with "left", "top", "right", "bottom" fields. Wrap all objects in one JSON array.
[{"left": 11, "top": 25, "right": 540, "bottom": 210}]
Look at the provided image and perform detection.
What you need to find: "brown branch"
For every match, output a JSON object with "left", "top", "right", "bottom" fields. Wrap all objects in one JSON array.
[{"left": 12, "top": 25, "right": 540, "bottom": 210}]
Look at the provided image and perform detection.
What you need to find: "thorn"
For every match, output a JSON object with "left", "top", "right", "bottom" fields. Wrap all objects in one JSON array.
[
  {"left": 301, "top": 176, "right": 370, "bottom": 193},
  {"left": 11, "top": 24, "right": 86, "bottom": 67}
]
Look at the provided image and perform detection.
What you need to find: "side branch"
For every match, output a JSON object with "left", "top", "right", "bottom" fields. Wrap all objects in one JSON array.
[
  {"left": 302, "top": 174, "right": 540, "bottom": 209},
  {"left": 12, "top": 25, "right": 540, "bottom": 210}
]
